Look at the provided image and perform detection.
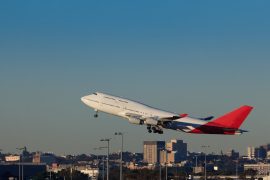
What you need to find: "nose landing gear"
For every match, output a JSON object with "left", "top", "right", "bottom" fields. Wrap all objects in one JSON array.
[{"left": 94, "top": 110, "right": 98, "bottom": 118}]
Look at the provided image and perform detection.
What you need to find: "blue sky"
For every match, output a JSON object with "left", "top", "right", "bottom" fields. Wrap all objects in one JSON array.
[{"left": 0, "top": 1, "right": 269, "bottom": 155}]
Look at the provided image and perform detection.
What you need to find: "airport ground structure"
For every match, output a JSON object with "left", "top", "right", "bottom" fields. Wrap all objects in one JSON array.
[{"left": 1, "top": 143, "right": 270, "bottom": 179}]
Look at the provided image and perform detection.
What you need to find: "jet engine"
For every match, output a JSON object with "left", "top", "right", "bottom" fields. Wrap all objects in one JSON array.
[
  {"left": 145, "top": 118, "right": 159, "bottom": 126},
  {"left": 128, "top": 117, "right": 144, "bottom": 125}
]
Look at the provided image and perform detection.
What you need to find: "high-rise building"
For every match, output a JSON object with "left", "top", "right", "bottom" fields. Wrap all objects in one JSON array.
[
  {"left": 143, "top": 141, "right": 165, "bottom": 164},
  {"left": 166, "top": 139, "right": 187, "bottom": 163},
  {"left": 226, "top": 149, "right": 239, "bottom": 160},
  {"left": 262, "top": 144, "right": 270, "bottom": 151},
  {"left": 247, "top": 146, "right": 255, "bottom": 159},
  {"left": 255, "top": 146, "right": 267, "bottom": 159}
]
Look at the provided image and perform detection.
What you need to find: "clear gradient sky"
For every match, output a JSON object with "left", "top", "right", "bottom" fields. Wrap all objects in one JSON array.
[{"left": 0, "top": 1, "right": 269, "bottom": 155}]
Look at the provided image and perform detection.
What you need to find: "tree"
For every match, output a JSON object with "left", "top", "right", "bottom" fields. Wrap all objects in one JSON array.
[{"left": 55, "top": 168, "right": 88, "bottom": 180}]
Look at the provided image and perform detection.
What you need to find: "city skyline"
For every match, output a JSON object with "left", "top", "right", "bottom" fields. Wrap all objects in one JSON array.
[
  {"left": 1, "top": 1, "right": 270, "bottom": 154},
  {"left": 1, "top": 140, "right": 270, "bottom": 179},
  {"left": 2, "top": 140, "right": 270, "bottom": 161}
]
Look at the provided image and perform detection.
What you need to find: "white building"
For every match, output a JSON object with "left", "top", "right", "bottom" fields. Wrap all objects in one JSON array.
[
  {"left": 244, "top": 163, "right": 270, "bottom": 175},
  {"left": 247, "top": 146, "right": 255, "bottom": 159},
  {"left": 267, "top": 151, "right": 270, "bottom": 159},
  {"left": 78, "top": 167, "right": 99, "bottom": 179}
]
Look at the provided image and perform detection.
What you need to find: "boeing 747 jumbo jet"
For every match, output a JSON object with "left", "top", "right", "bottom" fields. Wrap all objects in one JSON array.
[{"left": 81, "top": 92, "right": 253, "bottom": 135}]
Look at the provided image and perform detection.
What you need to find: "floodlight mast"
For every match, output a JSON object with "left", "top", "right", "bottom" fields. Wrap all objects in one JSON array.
[
  {"left": 115, "top": 132, "right": 124, "bottom": 180},
  {"left": 100, "top": 138, "right": 111, "bottom": 180}
]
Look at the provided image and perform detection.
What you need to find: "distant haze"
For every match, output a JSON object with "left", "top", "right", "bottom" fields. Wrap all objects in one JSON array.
[{"left": 0, "top": 1, "right": 269, "bottom": 155}]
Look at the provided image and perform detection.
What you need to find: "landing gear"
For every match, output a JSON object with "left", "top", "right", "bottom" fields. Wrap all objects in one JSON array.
[
  {"left": 147, "top": 125, "right": 152, "bottom": 133},
  {"left": 94, "top": 110, "right": 98, "bottom": 118},
  {"left": 146, "top": 126, "right": 163, "bottom": 134},
  {"left": 152, "top": 127, "right": 157, "bottom": 133}
]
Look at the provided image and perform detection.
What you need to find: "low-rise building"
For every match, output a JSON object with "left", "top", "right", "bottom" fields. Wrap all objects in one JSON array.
[
  {"left": 0, "top": 163, "right": 46, "bottom": 179},
  {"left": 76, "top": 166, "right": 99, "bottom": 179},
  {"left": 244, "top": 163, "right": 270, "bottom": 175}
]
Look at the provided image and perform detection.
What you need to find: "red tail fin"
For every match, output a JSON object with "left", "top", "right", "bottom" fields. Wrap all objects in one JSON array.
[{"left": 211, "top": 105, "right": 253, "bottom": 129}]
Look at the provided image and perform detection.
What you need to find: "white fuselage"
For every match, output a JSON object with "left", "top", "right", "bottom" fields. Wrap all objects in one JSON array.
[
  {"left": 81, "top": 92, "right": 205, "bottom": 131},
  {"left": 81, "top": 92, "right": 174, "bottom": 118},
  {"left": 81, "top": 92, "right": 253, "bottom": 135}
]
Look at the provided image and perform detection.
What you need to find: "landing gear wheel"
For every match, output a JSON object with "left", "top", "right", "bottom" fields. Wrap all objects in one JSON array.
[
  {"left": 152, "top": 127, "right": 157, "bottom": 133},
  {"left": 94, "top": 110, "right": 98, "bottom": 118}
]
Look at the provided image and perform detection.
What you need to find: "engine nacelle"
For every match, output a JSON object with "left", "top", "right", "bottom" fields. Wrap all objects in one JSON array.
[
  {"left": 145, "top": 118, "right": 159, "bottom": 126},
  {"left": 128, "top": 117, "right": 144, "bottom": 125}
]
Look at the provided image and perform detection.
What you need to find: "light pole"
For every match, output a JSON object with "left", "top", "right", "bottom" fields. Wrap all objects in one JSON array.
[
  {"left": 93, "top": 148, "right": 100, "bottom": 167},
  {"left": 70, "top": 165, "right": 73, "bottom": 180},
  {"left": 0, "top": 149, "right": 2, "bottom": 166},
  {"left": 17, "top": 147, "right": 25, "bottom": 180},
  {"left": 100, "top": 138, "right": 111, "bottom": 180},
  {"left": 49, "top": 170, "right": 52, "bottom": 180},
  {"left": 18, "top": 155, "right": 20, "bottom": 180},
  {"left": 161, "top": 149, "right": 168, "bottom": 180},
  {"left": 115, "top": 132, "right": 124, "bottom": 180},
  {"left": 201, "top": 145, "right": 210, "bottom": 180},
  {"left": 94, "top": 147, "right": 107, "bottom": 180},
  {"left": 174, "top": 164, "right": 178, "bottom": 180},
  {"left": 102, "top": 156, "right": 105, "bottom": 180},
  {"left": 159, "top": 162, "right": 162, "bottom": 180},
  {"left": 165, "top": 150, "right": 167, "bottom": 180},
  {"left": 157, "top": 147, "right": 165, "bottom": 180},
  {"left": 235, "top": 160, "right": 238, "bottom": 180}
]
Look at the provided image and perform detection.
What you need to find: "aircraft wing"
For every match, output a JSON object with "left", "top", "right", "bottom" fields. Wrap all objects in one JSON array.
[{"left": 125, "top": 112, "right": 186, "bottom": 124}]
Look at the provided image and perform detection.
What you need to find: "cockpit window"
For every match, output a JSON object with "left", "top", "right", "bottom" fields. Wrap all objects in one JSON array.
[{"left": 93, "top": 93, "right": 97, "bottom": 95}]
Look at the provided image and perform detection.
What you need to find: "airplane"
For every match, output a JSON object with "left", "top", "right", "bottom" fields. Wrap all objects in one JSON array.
[{"left": 81, "top": 92, "right": 253, "bottom": 135}]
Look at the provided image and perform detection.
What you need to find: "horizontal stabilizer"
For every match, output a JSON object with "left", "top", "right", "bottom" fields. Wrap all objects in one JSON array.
[
  {"left": 180, "top": 113, "right": 188, "bottom": 118},
  {"left": 199, "top": 116, "right": 214, "bottom": 121},
  {"left": 161, "top": 116, "right": 180, "bottom": 121}
]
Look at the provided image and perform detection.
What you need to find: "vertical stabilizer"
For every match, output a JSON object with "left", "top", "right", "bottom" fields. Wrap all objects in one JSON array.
[{"left": 210, "top": 105, "right": 253, "bottom": 129}]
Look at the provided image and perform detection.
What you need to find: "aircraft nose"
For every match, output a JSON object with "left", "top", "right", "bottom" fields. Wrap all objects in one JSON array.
[{"left": 81, "top": 96, "right": 88, "bottom": 104}]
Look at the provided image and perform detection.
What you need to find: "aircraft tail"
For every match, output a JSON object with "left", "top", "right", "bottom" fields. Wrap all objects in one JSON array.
[{"left": 210, "top": 105, "right": 253, "bottom": 129}]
